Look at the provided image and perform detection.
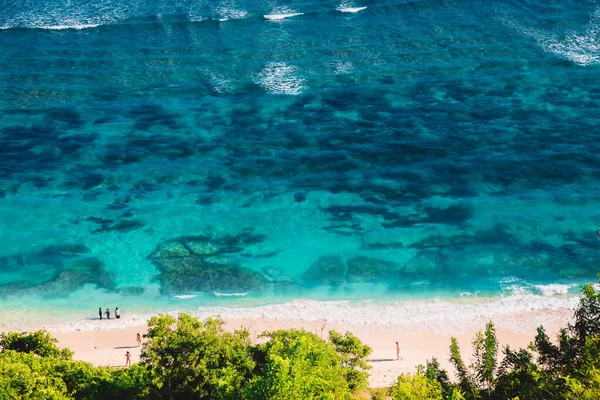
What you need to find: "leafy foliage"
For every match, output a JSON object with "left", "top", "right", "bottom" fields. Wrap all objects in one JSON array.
[
  {"left": 437, "top": 276, "right": 600, "bottom": 400},
  {"left": 471, "top": 322, "right": 498, "bottom": 394},
  {"left": 0, "top": 350, "right": 70, "bottom": 400},
  {"left": 0, "top": 330, "right": 72, "bottom": 359},
  {"left": 247, "top": 329, "right": 351, "bottom": 400},
  {"left": 449, "top": 337, "right": 475, "bottom": 397},
  {"left": 83, "top": 364, "right": 150, "bottom": 400},
  {"left": 571, "top": 281, "right": 600, "bottom": 346},
  {"left": 329, "top": 330, "right": 372, "bottom": 392},
  {"left": 424, "top": 357, "right": 463, "bottom": 399},
  {"left": 141, "top": 313, "right": 255, "bottom": 399},
  {"left": 390, "top": 366, "right": 444, "bottom": 400}
]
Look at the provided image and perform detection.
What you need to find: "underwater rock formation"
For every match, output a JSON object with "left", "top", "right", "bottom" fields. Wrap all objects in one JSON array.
[
  {"left": 154, "top": 258, "right": 268, "bottom": 293},
  {"left": 346, "top": 256, "right": 401, "bottom": 283},
  {"left": 0, "top": 245, "right": 115, "bottom": 297},
  {"left": 302, "top": 256, "right": 346, "bottom": 286},
  {"left": 361, "top": 231, "right": 404, "bottom": 250},
  {"left": 147, "top": 231, "right": 269, "bottom": 294}
]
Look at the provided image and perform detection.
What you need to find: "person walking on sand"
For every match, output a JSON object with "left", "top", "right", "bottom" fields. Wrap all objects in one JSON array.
[
  {"left": 98, "top": 307, "right": 103, "bottom": 320},
  {"left": 105, "top": 308, "right": 111, "bottom": 319},
  {"left": 125, "top": 351, "right": 131, "bottom": 367},
  {"left": 137, "top": 333, "right": 142, "bottom": 347},
  {"left": 115, "top": 307, "right": 120, "bottom": 319},
  {"left": 396, "top": 341, "right": 403, "bottom": 361}
]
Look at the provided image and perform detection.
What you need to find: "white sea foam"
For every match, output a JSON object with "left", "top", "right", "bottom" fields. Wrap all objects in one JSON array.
[
  {"left": 497, "top": 7, "right": 600, "bottom": 66},
  {"left": 0, "top": 0, "right": 209, "bottom": 30},
  {"left": 0, "top": 19, "right": 101, "bottom": 30},
  {"left": 533, "top": 284, "right": 577, "bottom": 296},
  {"left": 173, "top": 295, "right": 197, "bottom": 300},
  {"left": 0, "top": 0, "right": 126, "bottom": 30},
  {"left": 501, "top": 277, "right": 578, "bottom": 297},
  {"left": 336, "top": 2, "right": 367, "bottom": 14},
  {"left": 264, "top": 7, "right": 303, "bottom": 21},
  {"left": 213, "top": 292, "right": 248, "bottom": 297},
  {"left": 255, "top": 62, "right": 306, "bottom": 95},
  {"left": 192, "top": 295, "right": 578, "bottom": 333},
  {"left": 216, "top": 7, "right": 248, "bottom": 21},
  {"left": 187, "top": 13, "right": 205, "bottom": 22},
  {"left": 40, "top": 292, "right": 579, "bottom": 334},
  {"left": 339, "top": 7, "right": 367, "bottom": 13}
]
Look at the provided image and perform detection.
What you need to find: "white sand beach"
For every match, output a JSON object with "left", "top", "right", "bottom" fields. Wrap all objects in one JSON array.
[{"left": 51, "top": 308, "right": 573, "bottom": 388}]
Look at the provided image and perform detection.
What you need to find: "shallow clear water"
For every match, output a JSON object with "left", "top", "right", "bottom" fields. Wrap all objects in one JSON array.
[{"left": 1, "top": 0, "right": 599, "bottom": 328}]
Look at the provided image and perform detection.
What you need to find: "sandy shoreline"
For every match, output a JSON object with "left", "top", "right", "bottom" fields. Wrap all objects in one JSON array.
[{"left": 49, "top": 308, "right": 573, "bottom": 388}]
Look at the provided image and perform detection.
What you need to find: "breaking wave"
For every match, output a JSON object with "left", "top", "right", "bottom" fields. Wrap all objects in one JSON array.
[
  {"left": 336, "top": 2, "right": 367, "bottom": 14},
  {"left": 263, "top": 7, "right": 303, "bottom": 21},
  {"left": 498, "top": 7, "right": 600, "bottom": 66}
]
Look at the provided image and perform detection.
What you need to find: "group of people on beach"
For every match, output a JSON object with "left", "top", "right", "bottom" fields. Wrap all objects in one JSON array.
[{"left": 98, "top": 307, "right": 120, "bottom": 320}]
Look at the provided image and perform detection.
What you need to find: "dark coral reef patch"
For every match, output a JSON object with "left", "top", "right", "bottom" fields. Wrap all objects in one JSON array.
[
  {"left": 147, "top": 231, "right": 269, "bottom": 294},
  {"left": 0, "top": 244, "right": 115, "bottom": 297}
]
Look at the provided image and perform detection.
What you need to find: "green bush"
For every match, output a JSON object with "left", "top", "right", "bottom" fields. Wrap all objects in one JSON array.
[
  {"left": 390, "top": 367, "right": 444, "bottom": 400},
  {"left": 247, "top": 329, "right": 352, "bottom": 400},
  {"left": 0, "top": 350, "right": 70, "bottom": 400},
  {"left": 329, "top": 330, "right": 372, "bottom": 392},
  {"left": 0, "top": 330, "right": 72, "bottom": 359},
  {"left": 141, "top": 313, "right": 255, "bottom": 399}
]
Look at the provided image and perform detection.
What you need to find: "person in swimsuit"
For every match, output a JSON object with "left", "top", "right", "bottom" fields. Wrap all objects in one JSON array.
[
  {"left": 137, "top": 333, "right": 142, "bottom": 347},
  {"left": 98, "top": 307, "right": 103, "bottom": 320},
  {"left": 105, "top": 308, "right": 111, "bottom": 319},
  {"left": 125, "top": 351, "right": 131, "bottom": 367},
  {"left": 396, "top": 341, "right": 403, "bottom": 361}
]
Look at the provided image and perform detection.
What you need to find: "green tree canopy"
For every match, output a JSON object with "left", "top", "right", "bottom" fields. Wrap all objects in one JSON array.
[
  {"left": 0, "top": 330, "right": 72, "bottom": 359},
  {"left": 328, "top": 330, "right": 372, "bottom": 392},
  {"left": 390, "top": 366, "right": 444, "bottom": 400},
  {"left": 141, "top": 313, "right": 255, "bottom": 400},
  {"left": 247, "top": 329, "right": 352, "bottom": 400}
]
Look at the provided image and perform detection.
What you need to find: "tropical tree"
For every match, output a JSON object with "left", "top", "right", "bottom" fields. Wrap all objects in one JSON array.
[
  {"left": 449, "top": 337, "right": 476, "bottom": 398},
  {"left": 390, "top": 366, "right": 444, "bottom": 400},
  {"left": 448, "top": 322, "right": 498, "bottom": 399},
  {"left": 247, "top": 329, "right": 351, "bottom": 400},
  {"left": 563, "top": 336, "right": 600, "bottom": 399},
  {"left": 141, "top": 313, "right": 255, "bottom": 400},
  {"left": 424, "top": 358, "right": 463, "bottom": 400},
  {"left": 471, "top": 323, "right": 498, "bottom": 396},
  {"left": 328, "top": 330, "right": 372, "bottom": 392},
  {"left": 0, "top": 350, "right": 70, "bottom": 400},
  {"left": 0, "top": 330, "right": 72, "bottom": 359}
]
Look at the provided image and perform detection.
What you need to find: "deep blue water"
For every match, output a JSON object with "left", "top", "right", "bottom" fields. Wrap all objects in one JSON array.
[{"left": 0, "top": 0, "right": 599, "bottom": 324}]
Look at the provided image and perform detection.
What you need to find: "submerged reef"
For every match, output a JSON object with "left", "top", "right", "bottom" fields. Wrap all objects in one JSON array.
[
  {"left": 147, "top": 231, "right": 269, "bottom": 294},
  {"left": 0, "top": 244, "right": 115, "bottom": 297},
  {"left": 301, "top": 255, "right": 402, "bottom": 287}
]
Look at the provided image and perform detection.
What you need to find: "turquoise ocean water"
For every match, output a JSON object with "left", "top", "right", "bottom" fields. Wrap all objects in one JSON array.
[{"left": 0, "top": 0, "right": 599, "bottom": 329}]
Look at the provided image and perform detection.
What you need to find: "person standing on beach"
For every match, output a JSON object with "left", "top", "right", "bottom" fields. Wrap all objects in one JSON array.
[
  {"left": 115, "top": 307, "right": 120, "bottom": 319},
  {"left": 98, "top": 307, "right": 103, "bottom": 320},
  {"left": 105, "top": 308, "right": 111, "bottom": 319},
  {"left": 125, "top": 351, "right": 131, "bottom": 367},
  {"left": 396, "top": 341, "right": 403, "bottom": 361},
  {"left": 137, "top": 333, "right": 142, "bottom": 347}
]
